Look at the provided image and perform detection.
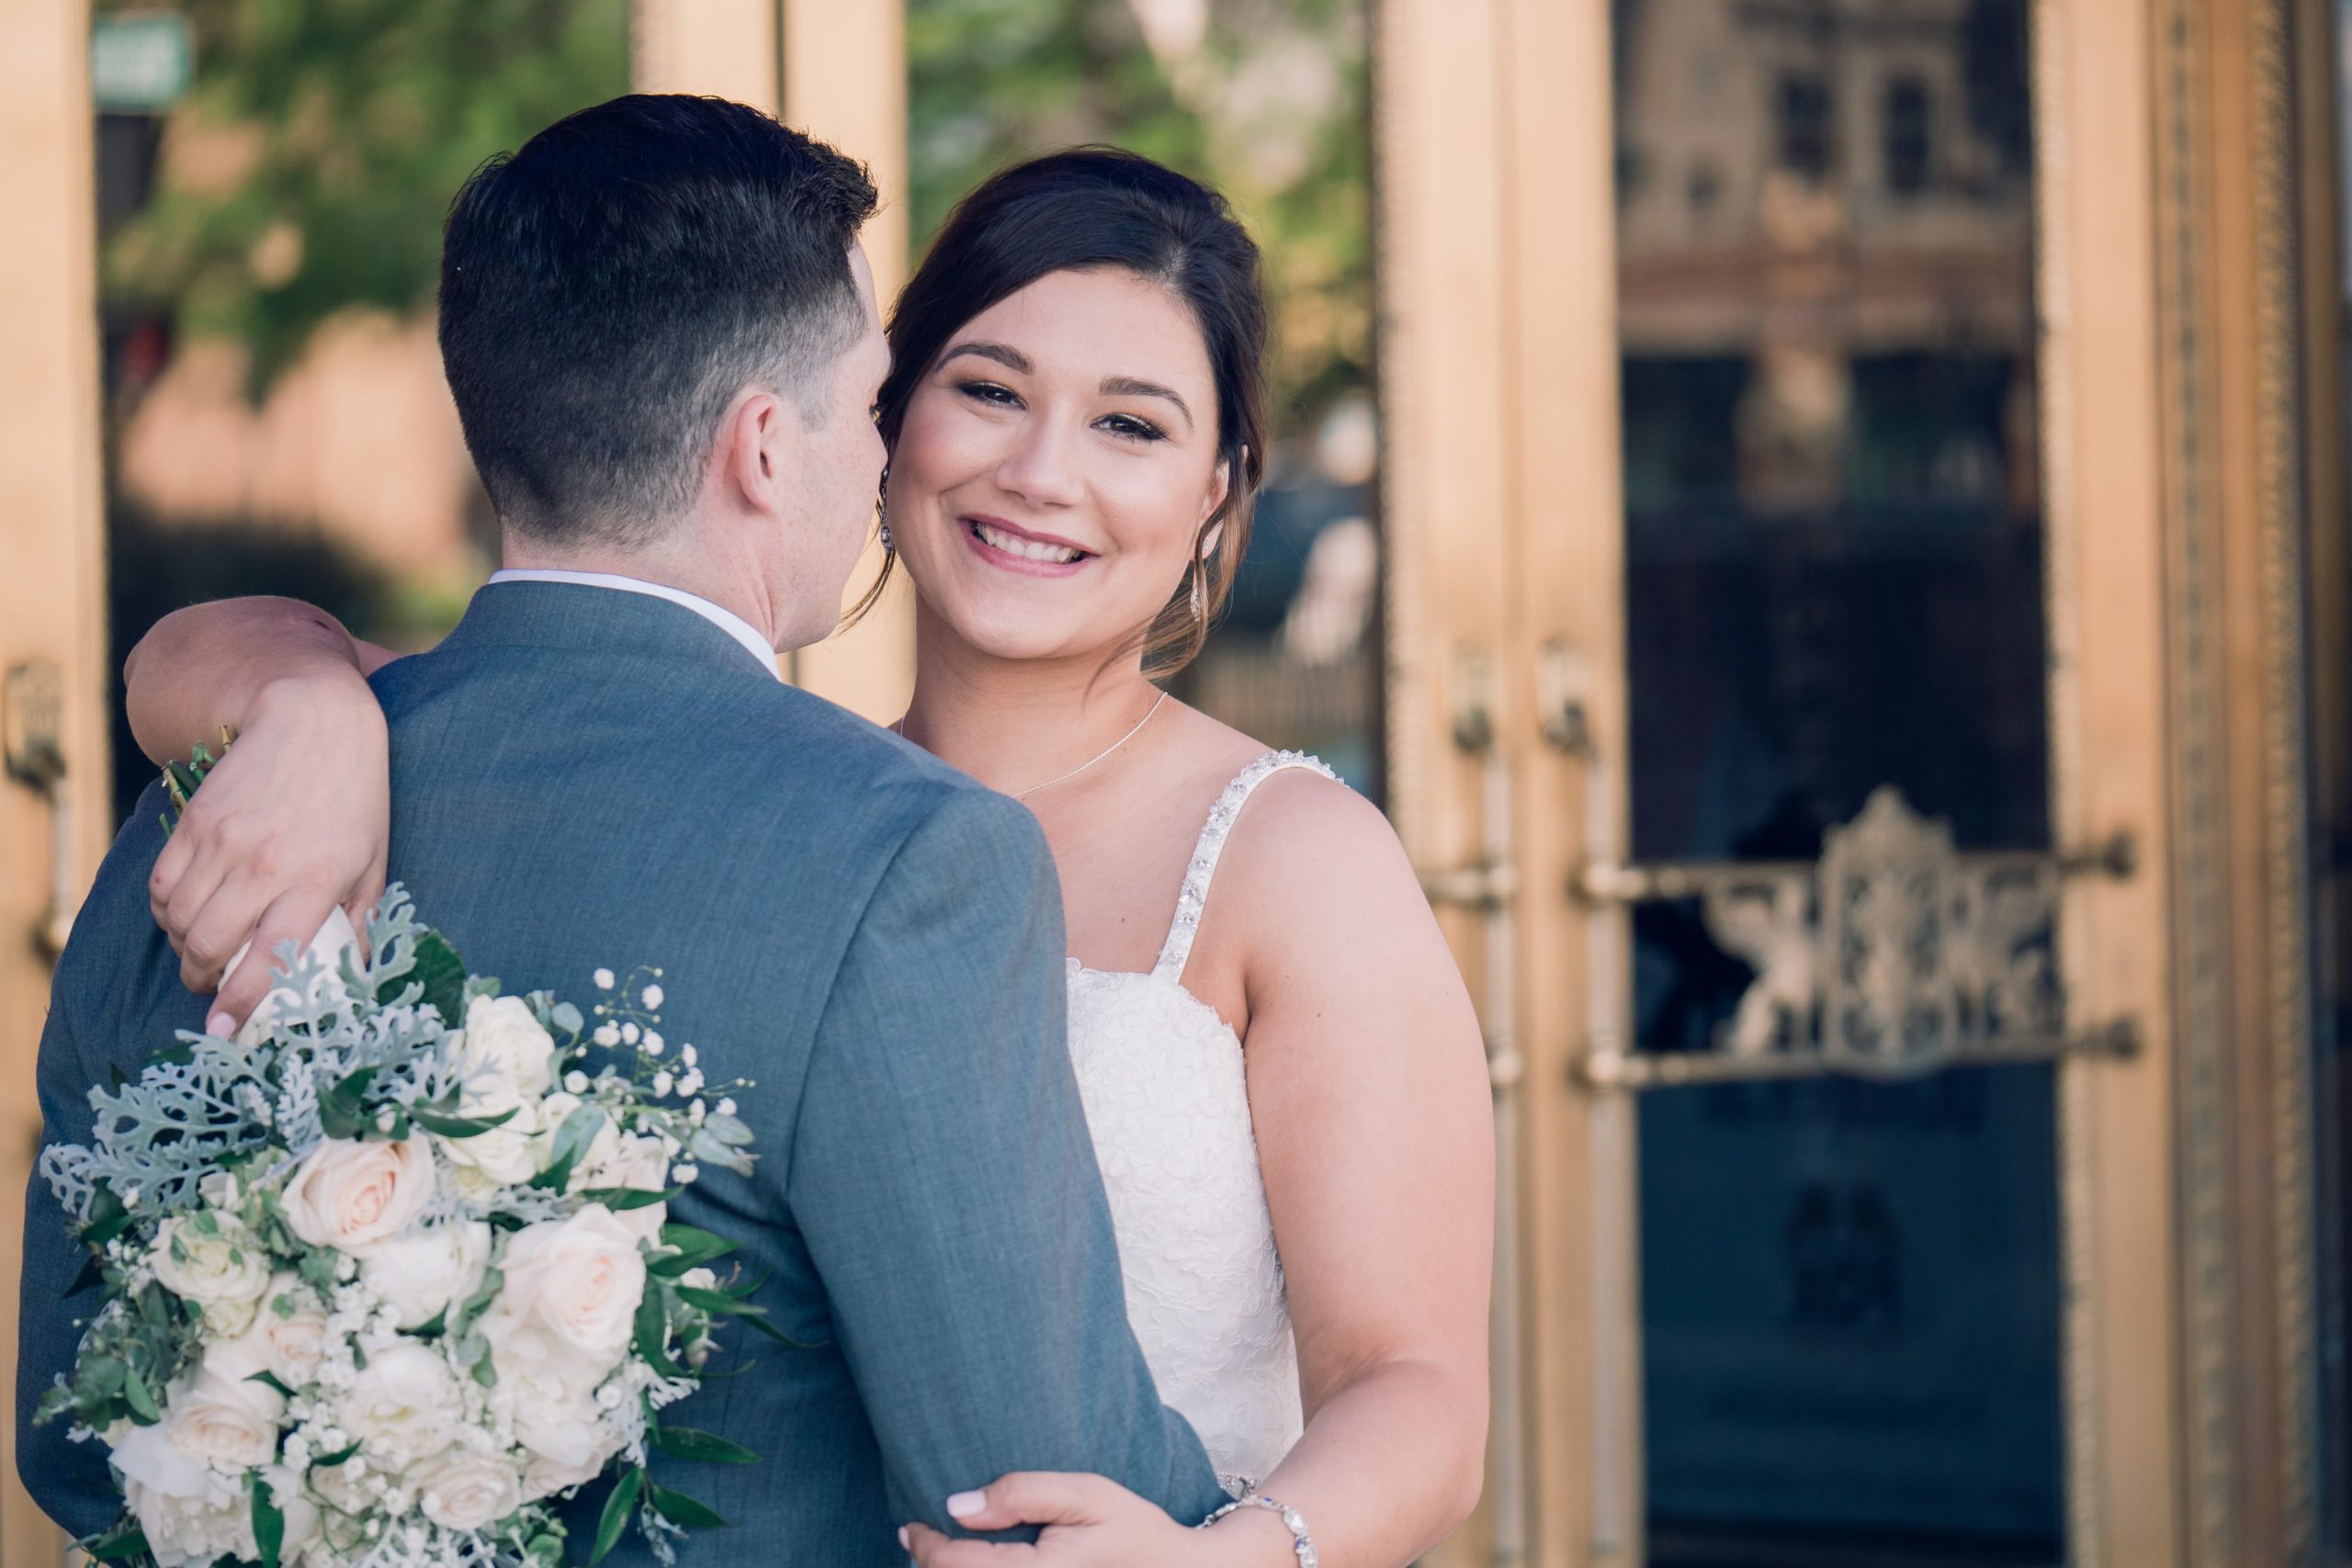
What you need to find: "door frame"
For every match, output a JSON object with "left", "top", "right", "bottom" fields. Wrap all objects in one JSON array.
[{"left": 1374, "top": 2, "right": 2203, "bottom": 1562}]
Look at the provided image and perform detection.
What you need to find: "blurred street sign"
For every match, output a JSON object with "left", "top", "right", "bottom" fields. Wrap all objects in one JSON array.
[{"left": 91, "top": 12, "right": 191, "bottom": 113}]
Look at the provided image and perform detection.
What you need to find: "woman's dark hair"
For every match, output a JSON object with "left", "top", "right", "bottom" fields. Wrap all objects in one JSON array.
[
  {"left": 440, "top": 95, "right": 877, "bottom": 547},
  {"left": 862, "top": 146, "right": 1269, "bottom": 676}
]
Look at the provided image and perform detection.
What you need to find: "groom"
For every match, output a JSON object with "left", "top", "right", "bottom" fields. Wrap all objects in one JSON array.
[{"left": 17, "top": 96, "right": 1227, "bottom": 1561}]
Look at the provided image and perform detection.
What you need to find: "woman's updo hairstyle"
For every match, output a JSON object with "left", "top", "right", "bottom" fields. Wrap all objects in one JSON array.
[{"left": 865, "top": 146, "right": 1269, "bottom": 676}]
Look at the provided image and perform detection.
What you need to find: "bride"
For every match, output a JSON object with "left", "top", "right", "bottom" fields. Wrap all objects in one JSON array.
[{"left": 124, "top": 147, "right": 1491, "bottom": 1568}]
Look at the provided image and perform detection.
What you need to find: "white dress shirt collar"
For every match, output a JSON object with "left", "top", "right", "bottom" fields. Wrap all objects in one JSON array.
[{"left": 488, "top": 569, "right": 780, "bottom": 680}]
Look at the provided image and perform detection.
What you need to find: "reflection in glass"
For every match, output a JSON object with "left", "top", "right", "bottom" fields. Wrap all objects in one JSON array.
[{"left": 1611, "top": 2, "right": 2060, "bottom": 1560}]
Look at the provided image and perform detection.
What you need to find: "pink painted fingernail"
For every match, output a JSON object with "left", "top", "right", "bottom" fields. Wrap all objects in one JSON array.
[
  {"left": 898, "top": 1527, "right": 910, "bottom": 1550},
  {"left": 946, "top": 1491, "right": 985, "bottom": 1518},
  {"left": 208, "top": 1013, "right": 233, "bottom": 1038}
]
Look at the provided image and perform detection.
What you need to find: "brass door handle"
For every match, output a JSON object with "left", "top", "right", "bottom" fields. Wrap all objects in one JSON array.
[{"left": 6, "top": 659, "right": 77, "bottom": 959}]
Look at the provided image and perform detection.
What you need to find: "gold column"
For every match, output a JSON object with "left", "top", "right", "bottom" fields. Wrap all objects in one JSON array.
[
  {"left": 1375, "top": 0, "right": 1634, "bottom": 1563},
  {"left": 0, "top": 2, "right": 112, "bottom": 1562},
  {"left": 2031, "top": 2, "right": 2185, "bottom": 1562},
  {"left": 781, "top": 0, "right": 913, "bottom": 726},
  {"left": 628, "top": 0, "right": 914, "bottom": 724}
]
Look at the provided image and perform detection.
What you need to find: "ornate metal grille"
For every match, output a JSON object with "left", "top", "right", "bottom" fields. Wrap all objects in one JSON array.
[{"left": 1577, "top": 787, "right": 2137, "bottom": 1089}]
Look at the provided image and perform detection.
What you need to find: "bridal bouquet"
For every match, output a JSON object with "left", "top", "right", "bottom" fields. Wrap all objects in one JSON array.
[{"left": 35, "top": 810, "right": 767, "bottom": 1568}]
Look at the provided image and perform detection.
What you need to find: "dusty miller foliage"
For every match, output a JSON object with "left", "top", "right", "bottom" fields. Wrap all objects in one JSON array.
[{"left": 40, "top": 886, "right": 465, "bottom": 1225}]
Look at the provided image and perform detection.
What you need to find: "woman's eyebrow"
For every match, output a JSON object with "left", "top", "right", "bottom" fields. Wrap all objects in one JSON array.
[
  {"left": 939, "top": 340, "right": 1031, "bottom": 374},
  {"left": 1101, "top": 375, "right": 1193, "bottom": 429}
]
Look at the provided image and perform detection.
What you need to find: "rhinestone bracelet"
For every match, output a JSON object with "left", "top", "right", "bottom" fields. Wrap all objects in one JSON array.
[{"left": 1198, "top": 1494, "right": 1317, "bottom": 1567}]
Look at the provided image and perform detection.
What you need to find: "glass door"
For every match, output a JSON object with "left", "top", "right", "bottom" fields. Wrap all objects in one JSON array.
[{"left": 1601, "top": 4, "right": 2078, "bottom": 1561}]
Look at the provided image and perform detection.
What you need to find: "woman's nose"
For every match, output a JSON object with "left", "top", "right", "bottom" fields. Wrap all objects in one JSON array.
[{"left": 995, "top": 419, "right": 1084, "bottom": 510}]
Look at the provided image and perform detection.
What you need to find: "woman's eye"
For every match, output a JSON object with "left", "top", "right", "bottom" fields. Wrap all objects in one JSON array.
[
  {"left": 1099, "top": 413, "right": 1168, "bottom": 443},
  {"left": 956, "top": 380, "right": 1022, "bottom": 408}
]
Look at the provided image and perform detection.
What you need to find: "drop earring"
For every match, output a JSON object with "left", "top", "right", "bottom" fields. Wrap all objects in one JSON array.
[
  {"left": 1189, "top": 563, "right": 1205, "bottom": 623},
  {"left": 876, "top": 464, "right": 893, "bottom": 552}
]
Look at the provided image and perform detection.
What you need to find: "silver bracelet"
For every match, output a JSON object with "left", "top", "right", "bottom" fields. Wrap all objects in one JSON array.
[{"left": 1198, "top": 1494, "right": 1317, "bottom": 1567}]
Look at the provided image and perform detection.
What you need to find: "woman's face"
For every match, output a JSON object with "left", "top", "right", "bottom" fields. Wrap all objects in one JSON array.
[{"left": 886, "top": 266, "right": 1228, "bottom": 667}]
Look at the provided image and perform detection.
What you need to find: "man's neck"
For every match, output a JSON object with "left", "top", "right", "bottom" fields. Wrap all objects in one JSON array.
[{"left": 500, "top": 532, "right": 783, "bottom": 651}]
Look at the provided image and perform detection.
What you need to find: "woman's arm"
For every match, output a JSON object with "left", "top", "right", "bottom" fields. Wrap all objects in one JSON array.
[
  {"left": 124, "top": 597, "right": 404, "bottom": 1029},
  {"left": 907, "top": 774, "right": 1494, "bottom": 1568},
  {"left": 1216, "top": 773, "right": 1495, "bottom": 1563}
]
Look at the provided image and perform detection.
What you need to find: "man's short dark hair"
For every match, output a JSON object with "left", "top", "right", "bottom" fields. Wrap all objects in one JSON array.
[{"left": 438, "top": 94, "right": 878, "bottom": 547}]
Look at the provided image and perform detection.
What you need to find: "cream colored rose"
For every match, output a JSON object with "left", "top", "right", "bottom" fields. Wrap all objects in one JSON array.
[
  {"left": 149, "top": 1215, "right": 272, "bottom": 1336},
  {"left": 281, "top": 1136, "right": 436, "bottom": 1253},
  {"left": 411, "top": 1448, "right": 524, "bottom": 1532},
  {"left": 206, "top": 1274, "right": 326, "bottom": 1390},
  {"left": 481, "top": 1208, "right": 645, "bottom": 1368},
  {"left": 435, "top": 1094, "right": 542, "bottom": 1189},
  {"left": 163, "top": 1365, "right": 285, "bottom": 1472},
  {"left": 335, "top": 1341, "right": 462, "bottom": 1471},
  {"left": 456, "top": 995, "right": 558, "bottom": 1100},
  {"left": 578, "top": 1134, "right": 671, "bottom": 1240},
  {"left": 359, "top": 1221, "right": 491, "bottom": 1330}
]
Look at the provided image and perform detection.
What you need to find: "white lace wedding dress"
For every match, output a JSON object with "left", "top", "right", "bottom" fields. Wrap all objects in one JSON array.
[{"left": 1062, "top": 750, "right": 1335, "bottom": 1495}]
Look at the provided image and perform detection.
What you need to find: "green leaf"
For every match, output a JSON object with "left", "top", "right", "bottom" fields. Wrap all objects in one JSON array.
[
  {"left": 634, "top": 1288, "right": 684, "bottom": 1380},
  {"left": 402, "top": 1306, "right": 447, "bottom": 1338},
  {"left": 647, "top": 1484, "right": 725, "bottom": 1529},
  {"left": 395, "top": 930, "right": 469, "bottom": 1023},
  {"left": 576, "top": 1185, "right": 677, "bottom": 1213},
  {"left": 123, "top": 1367, "right": 159, "bottom": 1425},
  {"left": 672, "top": 1285, "right": 755, "bottom": 1317},
  {"left": 550, "top": 1002, "right": 584, "bottom": 1035},
  {"left": 254, "top": 1472, "right": 286, "bottom": 1568},
  {"left": 62, "top": 1251, "right": 107, "bottom": 1300},
  {"left": 79, "top": 1184, "right": 131, "bottom": 1248},
  {"left": 411, "top": 1104, "right": 521, "bottom": 1139},
  {"left": 85, "top": 1521, "right": 150, "bottom": 1562},
  {"left": 589, "top": 1467, "right": 644, "bottom": 1566},
  {"left": 730, "top": 1313, "right": 826, "bottom": 1348},
  {"left": 245, "top": 1370, "right": 295, "bottom": 1400},
  {"left": 318, "top": 1066, "right": 379, "bottom": 1141},
  {"left": 646, "top": 1427, "right": 759, "bottom": 1465},
  {"left": 311, "top": 1441, "right": 362, "bottom": 1468},
  {"left": 530, "top": 1102, "right": 606, "bottom": 1192},
  {"left": 649, "top": 1224, "right": 738, "bottom": 1276}
]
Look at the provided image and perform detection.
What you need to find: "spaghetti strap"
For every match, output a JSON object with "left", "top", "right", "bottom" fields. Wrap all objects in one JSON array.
[{"left": 1151, "top": 750, "right": 1339, "bottom": 984}]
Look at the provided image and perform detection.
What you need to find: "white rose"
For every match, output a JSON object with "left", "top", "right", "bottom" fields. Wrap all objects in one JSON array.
[
  {"left": 281, "top": 1137, "right": 436, "bottom": 1254},
  {"left": 113, "top": 1421, "right": 253, "bottom": 1568},
  {"left": 335, "top": 1341, "right": 462, "bottom": 1471},
  {"left": 531, "top": 1093, "right": 620, "bottom": 1184},
  {"left": 456, "top": 994, "right": 557, "bottom": 1100},
  {"left": 435, "top": 1094, "right": 542, "bottom": 1190},
  {"left": 164, "top": 1366, "right": 285, "bottom": 1472},
  {"left": 149, "top": 1215, "right": 272, "bottom": 1336},
  {"left": 209, "top": 1273, "right": 328, "bottom": 1388},
  {"left": 518, "top": 1424, "right": 624, "bottom": 1503},
  {"left": 359, "top": 1222, "right": 491, "bottom": 1330},
  {"left": 578, "top": 1134, "right": 671, "bottom": 1241},
  {"left": 493, "top": 1357, "right": 623, "bottom": 1483},
  {"left": 481, "top": 1208, "right": 645, "bottom": 1369},
  {"left": 411, "top": 1449, "right": 524, "bottom": 1532}
]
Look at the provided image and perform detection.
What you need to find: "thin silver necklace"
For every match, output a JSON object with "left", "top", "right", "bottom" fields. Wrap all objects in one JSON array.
[{"left": 895, "top": 689, "right": 1170, "bottom": 801}]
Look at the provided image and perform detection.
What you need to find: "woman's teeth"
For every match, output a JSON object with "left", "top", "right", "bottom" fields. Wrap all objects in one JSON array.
[{"left": 972, "top": 520, "right": 1084, "bottom": 564}]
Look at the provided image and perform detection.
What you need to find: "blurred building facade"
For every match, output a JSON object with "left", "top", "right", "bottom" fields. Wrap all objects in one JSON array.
[{"left": 3, "top": 3, "right": 2350, "bottom": 1567}]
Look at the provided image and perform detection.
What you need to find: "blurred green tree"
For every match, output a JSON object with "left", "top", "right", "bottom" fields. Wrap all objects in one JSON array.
[
  {"left": 907, "top": 0, "right": 1371, "bottom": 438},
  {"left": 100, "top": 0, "right": 628, "bottom": 389}
]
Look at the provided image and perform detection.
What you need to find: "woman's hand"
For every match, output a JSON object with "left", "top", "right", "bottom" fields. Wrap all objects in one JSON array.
[
  {"left": 147, "top": 669, "right": 390, "bottom": 1032},
  {"left": 901, "top": 1475, "right": 1293, "bottom": 1568}
]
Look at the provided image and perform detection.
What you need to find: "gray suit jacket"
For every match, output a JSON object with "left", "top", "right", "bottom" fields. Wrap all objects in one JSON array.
[{"left": 17, "top": 581, "right": 1226, "bottom": 1562}]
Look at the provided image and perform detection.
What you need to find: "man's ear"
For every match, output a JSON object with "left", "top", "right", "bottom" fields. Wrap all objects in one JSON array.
[{"left": 720, "top": 388, "right": 799, "bottom": 518}]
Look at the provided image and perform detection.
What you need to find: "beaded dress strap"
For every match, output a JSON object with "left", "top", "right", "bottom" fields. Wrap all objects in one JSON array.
[{"left": 1152, "top": 750, "right": 1339, "bottom": 984}]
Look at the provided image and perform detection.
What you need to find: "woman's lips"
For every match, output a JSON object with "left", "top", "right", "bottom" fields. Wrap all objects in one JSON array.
[{"left": 962, "top": 516, "right": 1094, "bottom": 578}]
